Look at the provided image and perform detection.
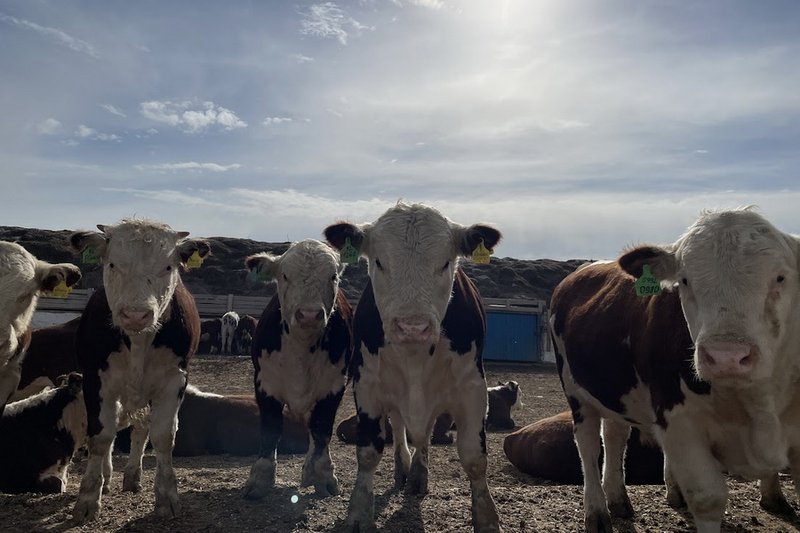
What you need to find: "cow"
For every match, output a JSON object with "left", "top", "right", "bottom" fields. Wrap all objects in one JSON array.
[
  {"left": 336, "top": 412, "right": 455, "bottom": 446},
  {"left": 502, "top": 410, "right": 664, "bottom": 485},
  {"left": 550, "top": 208, "right": 800, "bottom": 533},
  {"left": 242, "top": 239, "right": 352, "bottom": 499},
  {"left": 486, "top": 380, "right": 522, "bottom": 430},
  {"left": 325, "top": 202, "right": 503, "bottom": 532},
  {"left": 198, "top": 318, "right": 222, "bottom": 355},
  {"left": 234, "top": 314, "right": 258, "bottom": 355},
  {"left": 69, "top": 219, "right": 209, "bottom": 522},
  {"left": 0, "top": 241, "right": 81, "bottom": 415},
  {"left": 0, "top": 372, "right": 87, "bottom": 494},
  {"left": 221, "top": 311, "right": 239, "bottom": 354},
  {"left": 19, "top": 316, "right": 81, "bottom": 389}
]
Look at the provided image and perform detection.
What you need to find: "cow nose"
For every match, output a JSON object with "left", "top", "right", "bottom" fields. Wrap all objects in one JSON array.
[
  {"left": 394, "top": 317, "right": 433, "bottom": 343},
  {"left": 295, "top": 308, "right": 324, "bottom": 326},
  {"left": 119, "top": 308, "right": 154, "bottom": 331},
  {"left": 699, "top": 342, "right": 755, "bottom": 377}
]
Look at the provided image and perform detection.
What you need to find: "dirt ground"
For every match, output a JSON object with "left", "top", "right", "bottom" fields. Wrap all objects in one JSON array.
[{"left": 1, "top": 356, "right": 799, "bottom": 533}]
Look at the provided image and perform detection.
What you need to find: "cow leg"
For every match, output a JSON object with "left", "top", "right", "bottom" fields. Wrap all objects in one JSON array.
[
  {"left": 0, "top": 346, "right": 25, "bottom": 415},
  {"left": 345, "top": 392, "right": 385, "bottom": 532},
  {"left": 123, "top": 423, "right": 150, "bottom": 493},
  {"left": 244, "top": 392, "right": 283, "bottom": 500},
  {"left": 663, "top": 454, "right": 685, "bottom": 508},
  {"left": 101, "top": 444, "right": 113, "bottom": 494},
  {"left": 390, "top": 413, "right": 412, "bottom": 489},
  {"left": 453, "top": 387, "right": 502, "bottom": 533},
  {"left": 573, "top": 411, "right": 611, "bottom": 533},
  {"left": 601, "top": 418, "right": 633, "bottom": 518},
  {"left": 148, "top": 369, "right": 186, "bottom": 518},
  {"left": 74, "top": 377, "right": 118, "bottom": 523},
  {"left": 759, "top": 473, "right": 794, "bottom": 516},
  {"left": 302, "top": 390, "right": 344, "bottom": 497}
]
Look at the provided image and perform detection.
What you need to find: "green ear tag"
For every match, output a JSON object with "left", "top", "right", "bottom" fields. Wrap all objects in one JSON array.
[
  {"left": 186, "top": 250, "right": 204, "bottom": 270},
  {"left": 81, "top": 246, "right": 100, "bottom": 265},
  {"left": 471, "top": 239, "right": 492, "bottom": 264},
  {"left": 51, "top": 280, "right": 73, "bottom": 299},
  {"left": 340, "top": 238, "right": 359, "bottom": 264},
  {"left": 635, "top": 264, "right": 662, "bottom": 297}
]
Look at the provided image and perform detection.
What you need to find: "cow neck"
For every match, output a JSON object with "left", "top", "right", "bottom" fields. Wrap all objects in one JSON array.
[{"left": 283, "top": 323, "right": 324, "bottom": 354}]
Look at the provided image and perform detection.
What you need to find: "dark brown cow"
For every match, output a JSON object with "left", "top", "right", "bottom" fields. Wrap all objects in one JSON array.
[
  {"left": 198, "top": 318, "right": 222, "bottom": 355},
  {"left": 336, "top": 412, "right": 455, "bottom": 446},
  {"left": 19, "top": 317, "right": 80, "bottom": 389},
  {"left": 503, "top": 411, "right": 663, "bottom": 485},
  {"left": 234, "top": 314, "right": 257, "bottom": 355},
  {"left": 486, "top": 380, "right": 521, "bottom": 430}
]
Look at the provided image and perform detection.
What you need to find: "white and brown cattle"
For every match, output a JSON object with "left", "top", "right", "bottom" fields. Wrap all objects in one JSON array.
[
  {"left": 0, "top": 241, "right": 81, "bottom": 415},
  {"left": 325, "top": 202, "right": 503, "bottom": 532},
  {"left": 0, "top": 372, "right": 87, "bottom": 494},
  {"left": 486, "top": 380, "right": 521, "bottom": 430},
  {"left": 19, "top": 316, "right": 81, "bottom": 390},
  {"left": 243, "top": 239, "right": 352, "bottom": 499},
  {"left": 69, "top": 219, "right": 209, "bottom": 522},
  {"left": 551, "top": 209, "right": 800, "bottom": 533},
  {"left": 221, "top": 311, "right": 239, "bottom": 354}
]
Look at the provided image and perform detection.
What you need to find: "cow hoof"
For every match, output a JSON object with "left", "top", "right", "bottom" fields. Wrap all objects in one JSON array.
[
  {"left": 72, "top": 498, "right": 100, "bottom": 523},
  {"left": 585, "top": 510, "right": 612, "bottom": 533},
  {"left": 608, "top": 496, "right": 634, "bottom": 518},
  {"left": 347, "top": 520, "right": 377, "bottom": 533},
  {"left": 123, "top": 471, "right": 142, "bottom": 493},
  {"left": 244, "top": 460, "right": 276, "bottom": 500},
  {"left": 406, "top": 463, "right": 428, "bottom": 495},
  {"left": 154, "top": 498, "right": 180, "bottom": 519},
  {"left": 760, "top": 495, "right": 796, "bottom": 517},
  {"left": 314, "top": 478, "right": 339, "bottom": 497},
  {"left": 394, "top": 469, "right": 407, "bottom": 489},
  {"left": 666, "top": 487, "right": 686, "bottom": 509}
]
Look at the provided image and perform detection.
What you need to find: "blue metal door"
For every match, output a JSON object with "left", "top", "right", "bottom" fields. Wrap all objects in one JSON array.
[{"left": 483, "top": 311, "right": 539, "bottom": 362}]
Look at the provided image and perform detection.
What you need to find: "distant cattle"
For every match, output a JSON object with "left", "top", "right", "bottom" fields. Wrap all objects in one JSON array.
[
  {"left": 243, "top": 240, "right": 352, "bottom": 499},
  {"left": 221, "top": 311, "right": 239, "bottom": 354},
  {"left": 0, "top": 372, "right": 87, "bottom": 494},
  {"left": 503, "top": 411, "right": 664, "bottom": 485},
  {"left": 19, "top": 316, "right": 81, "bottom": 389},
  {"left": 325, "top": 202, "right": 503, "bottom": 532},
  {"left": 70, "top": 219, "right": 209, "bottom": 522},
  {"left": 551, "top": 209, "right": 800, "bottom": 532},
  {"left": 336, "top": 412, "right": 455, "bottom": 446},
  {"left": 486, "top": 381, "right": 521, "bottom": 430},
  {"left": 0, "top": 241, "right": 81, "bottom": 415},
  {"left": 234, "top": 315, "right": 257, "bottom": 355},
  {"left": 198, "top": 318, "right": 222, "bottom": 355}
]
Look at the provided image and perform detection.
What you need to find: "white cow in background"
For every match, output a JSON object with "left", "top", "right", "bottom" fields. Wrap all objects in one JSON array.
[{"left": 221, "top": 311, "right": 240, "bottom": 355}]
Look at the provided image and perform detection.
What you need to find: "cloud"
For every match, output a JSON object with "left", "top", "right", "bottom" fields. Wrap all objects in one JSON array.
[
  {"left": 75, "top": 125, "right": 95, "bottom": 138},
  {"left": 0, "top": 12, "right": 97, "bottom": 57},
  {"left": 299, "top": 3, "right": 371, "bottom": 45},
  {"left": 134, "top": 162, "right": 243, "bottom": 173},
  {"left": 408, "top": 0, "right": 444, "bottom": 9},
  {"left": 291, "top": 53, "right": 315, "bottom": 63},
  {"left": 100, "top": 104, "right": 127, "bottom": 117},
  {"left": 75, "top": 124, "right": 120, "bottom": 142},
  {"left": 263, "top": 116, "right": 293, "bottom": 126},
  {"left": 139, "top": 100, "right": 247, "bottom": 133},
  {"left": 36, "top": 118, "right": 61, "bottom": 135}
]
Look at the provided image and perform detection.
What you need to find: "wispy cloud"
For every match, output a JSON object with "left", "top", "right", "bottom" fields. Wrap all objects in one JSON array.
[
  {"left": 263, "top": 116, "right": 294, "bottom": 126},
  {"left": 408, "top": 0, "right": 444, "bottom": 9},
  {"left": 0, "top": 12, "right": 97, "bottom": 57},
  {"left": 134, "top": 162, "right": 243, "bottom": 173},
  {"left": 291, "top": 53, "right": 315, "bottom": 63},
  {"left": 100, "top": 104, "right": 127, "bottom": 117},
  {"left": 36, "top": 118, "right": 61, "bottom": 135},
  {"left": 75, "top": 125, "right": 120, "bottom": 142},
  {"left": 299, "top": 3, "right": 372, "bottom": 45},
  {"left": 139, "top": 100, "right": 247, "bottom": 133}
]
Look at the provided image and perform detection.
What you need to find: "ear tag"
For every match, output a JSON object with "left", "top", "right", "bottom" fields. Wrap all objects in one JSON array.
[
  {"left": 247, "top": 268, "right": 259, "bottom": 283},
  {"left": 471, "top": 239, "right": 492, "bottom": 264},
  {"left": 635, "top": 264, "right": 662, "bottom": 297},
  {"left": 186, "top": 250, "right": 204, "bottom": 270},
  {"left": 340, "top": 237, "right": 359, "bottom": 264},
  {"left": 81, "top": 246, "right": 101, "bottom": 265},
  {"left": 51, "top": 280, "right": 73, "bottom": 299}
]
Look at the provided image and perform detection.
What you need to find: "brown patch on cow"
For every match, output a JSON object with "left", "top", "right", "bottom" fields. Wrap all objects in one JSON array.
[
  {"left": 20, "top": 317, "right": 81, "bottom": 388},
  {"left": 336, "top": 411, "right": 454, "bottom": 446}
]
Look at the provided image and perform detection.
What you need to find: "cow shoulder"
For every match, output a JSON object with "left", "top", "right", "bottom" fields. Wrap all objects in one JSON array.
[
  {"left": 353, "top": 279, "right": 384, "bottom": 356},
  {"left": 320, "top": 290, "right": 353, "bottom": 368},
  {"left": 153, "top": 282, "right": 200, "bottom": 366},
  {"left": 76, "top": 288, "right": 127, "bottom": 371},
  {"left": 252, "top": 294, "right": 283, "bottom": 361}
]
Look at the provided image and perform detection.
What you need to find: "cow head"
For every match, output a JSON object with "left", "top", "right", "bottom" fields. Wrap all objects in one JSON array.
[
  {"left": 246, "top": 240, "right": 344, "bottom": 337},
  {"left": 325, "top": 202, "right": 501, "bottom": 345},
  {"left": 619, "top": 208, "right": 800, "bottom": 385},
  {"left": 0, "top": 241, "right": 81, "bottom": 359},
  {"left": 70, "top": 220, "right": 209, "bottom": 335}
]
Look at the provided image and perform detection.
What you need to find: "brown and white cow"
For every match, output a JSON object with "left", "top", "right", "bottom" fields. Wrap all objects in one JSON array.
[
  {"left": 19, "top": 316, "right": 81, "bottom": 390},
  {"left": 325, "top": 202, "right": 503, "bottom": 532},
  {"left": 69, "top": 219, "right": 209, "bottom": 522},
  {"left": 486, "top": 380, "right": 521, "bottom": 430},
  {"left": 221, "top": 311, "right": 239, "bottom": 354},
  {"left": 551, "top": 209, "right": 800, "bottom": 532},
  {"left": 0, "top": 372, "right": 87, "bottom": 494},
  {"left": 243, "top": 239, "right": 352, "bottom": 499},
  {"left": 0, "top": 241, "right": 81, "bottom": 415}
]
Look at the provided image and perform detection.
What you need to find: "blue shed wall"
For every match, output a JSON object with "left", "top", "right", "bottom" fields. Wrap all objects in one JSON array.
[{"left": 483, "top": 311, "right": 540, "bottom": 362}]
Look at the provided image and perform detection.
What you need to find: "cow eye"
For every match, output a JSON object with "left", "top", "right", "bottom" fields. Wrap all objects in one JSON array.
[
  {"left": 777, "top": 275, "right": 785, "bottom": 283},
  {"left": 166, "top": 265, "right": 172, "bottom": 272},
  {"left": 109, "top": 263, "right": 115, "bottom": 269},
  {"left": 681, "top": 278, "right": 688, "bottom": 286},
  {"left": 283, "top": 273, "right": 288, "bottom": 281},
  {"left": 375, "top": 258, "right": 384, "bottom": 271},
  {"left": 441, "top": 261, "right": 450, "bottom": 272},
  {"left": 331, "top": 274, "right": 337, "bottom": 281}
]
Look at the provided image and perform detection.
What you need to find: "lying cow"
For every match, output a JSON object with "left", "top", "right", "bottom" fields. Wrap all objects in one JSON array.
[
  {"left": 234, "top": 314, "right": 257, "bottom": 355},
  {"left": 325, "top": 202, "right": 503, "bottom": 532},
  {"left": 70, "top": 219, "right": 209, "bottom": 521},
  {"left": 486, "top": 381, "right": 521, "bottom": 430},
  {"left": 337, "top": 412, "right": 455, "bottom": 446},
  {"left": 198, "top": 318, "right": 222, "bottom": 355},
  {"left": 0, "top": 241, "right": 81, "bottom": 415},
  {"left": 243, "top": 240, "right": 352, "bottom": 499},
  {"left": 221, "top": 311, "right": 239, "bottom": 354},
  {"left": 19, "top": 316, "right": 81, "bottom": 390},
  {"left": 503, "top": 411, "right": 664, "bottom": 485},
  {"left": 551, "top": 208, "right": 799, "bottom": 532},
  {"left": 0, "top": 372, "right": 87, "bottom": 494}
]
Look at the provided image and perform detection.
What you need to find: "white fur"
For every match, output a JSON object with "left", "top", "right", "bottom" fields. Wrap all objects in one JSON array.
[{"left": 221, "top": 311, "right": 239, "bottom": 354}]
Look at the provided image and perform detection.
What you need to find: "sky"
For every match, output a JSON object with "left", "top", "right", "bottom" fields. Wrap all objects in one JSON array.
[{"left": 1, "top": 0, "right": 799, "bottom": 260}]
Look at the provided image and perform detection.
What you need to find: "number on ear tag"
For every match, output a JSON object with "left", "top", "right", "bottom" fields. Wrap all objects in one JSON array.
[
  {"left": 635, "top": 264, "right": 662, "bottom": 297},
  {"left": 186, "top": 250, "right": 204, "bottom": 270},
  {"left": 471, "top": 239, "right": 492, "bottom": 264},
  {"left": 51, "top": 280, "right": 73, "bottom": 299},
  {"left": 340, "top": 238, "right": 359, "bottom": 264},
  {"left": 82, "top": 246, "right": 101, "bottom": 265}
]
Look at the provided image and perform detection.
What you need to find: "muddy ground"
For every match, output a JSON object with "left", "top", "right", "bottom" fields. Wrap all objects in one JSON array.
[{"left": 1, "top": 356, "right": 798, "bottom": 532}]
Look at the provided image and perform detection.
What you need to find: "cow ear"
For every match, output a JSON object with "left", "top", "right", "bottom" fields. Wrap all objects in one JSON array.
[
  {"left": 324, "top": 222, "right": 366, "bottom": 255},
  {"left": 70, "top": 230, "right": 108, "bottom": 259},
  {"left": 618, "top": 245, "right": 679, "bottom": 283},
  {"left": 177, "top": 238, "right": 211, "bottom": 264},
  {"left": 455, "top": 224, "right": 502, "bottom": 257},
  {"left": 38, "top": 262, "right": 82, "bottom": 292},
  {"left": 245, "top": 252, "right": 280, "bottom": 282}
]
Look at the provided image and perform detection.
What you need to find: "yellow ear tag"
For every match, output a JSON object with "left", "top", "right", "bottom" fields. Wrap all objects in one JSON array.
[
  {"left": 186, "top": 250, "right": 204, "bottom": 270},
  {"left": 471, "top": 239, "right": 492, "bottom": 264},
  {"left": 51, "top": 280, "right": 73, "bottom": 299}
]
